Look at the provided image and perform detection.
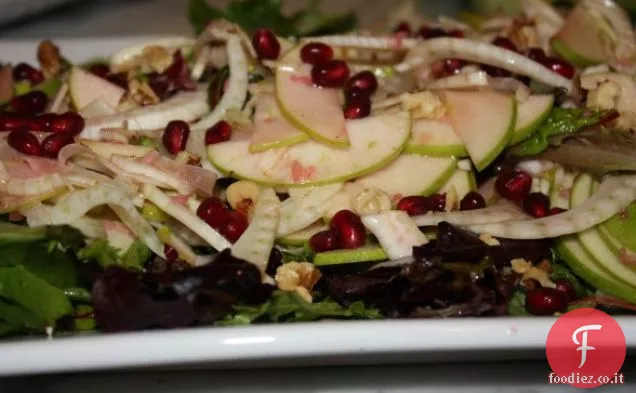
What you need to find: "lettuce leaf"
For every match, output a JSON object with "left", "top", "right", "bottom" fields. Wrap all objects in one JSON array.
[
  {"left": 550, "top": 263, "right": 592, "bottom": 299},
  {"left": 507, "top": 288, "right": 529, "bottom": 316},
  {"left": 77, "top": 239, "right": 150, "bottom": 270},
  {"left": 219, "top": 290, "right": 381, "bottom": 325},
  {"left": 510, "top": 108, "right": 614, "bottom": 157}
]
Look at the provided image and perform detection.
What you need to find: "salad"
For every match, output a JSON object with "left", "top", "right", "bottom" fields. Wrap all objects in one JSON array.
[{"left": 1, "top": 0, "right": 636, "bottom": 337}]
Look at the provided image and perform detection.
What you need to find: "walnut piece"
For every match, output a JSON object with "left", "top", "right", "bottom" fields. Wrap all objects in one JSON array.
[
  {"left": 37, "top": 40, "right": 63, "bottom": 78},
  {"left": 275, "top": 262, "right": 322, "bottom": 303}
]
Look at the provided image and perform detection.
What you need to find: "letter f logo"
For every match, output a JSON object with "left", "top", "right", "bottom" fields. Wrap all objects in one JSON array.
[{"left": 572, "top": 324, "right": 603, "bottom": 368}]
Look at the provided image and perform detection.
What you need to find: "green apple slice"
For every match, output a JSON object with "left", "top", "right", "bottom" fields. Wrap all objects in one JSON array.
[
  {"left": 572, "top": 173, "right": 636, "bottom": 287},
  {"left": 276, "top": 221, "right": 328, "bottom": 247},
  {"left": 405, "top": 119, "right": 467, "bottom": 157},
  {"left": 439, "top": 90, "right": 515, "bottom": 172},
  {"left": 551, "top": 5, "right": 609, "bottom": 67},
  {"left": 250, "top": 92, "right": 309, "bottom": 153},
  {"left": 440, "top": 169, "right": 477, "bottom": 201},
  {"left": 602, "top": 202, "right": 636, "bottom": 253},
  {"left": 356, "top": 154, "right": 456, "bottom": 199},
  {"left": 276, "top": 47, "right": 348, "bottom": 148},
  {"left": 549, "top": 168, "right": 575, "bottom": 210},
  {"left": 509, "top": 95, "right": 554, "bottom": 145},
  {"left": 69, "top": 67, "right": 125, "bottom": 111},
  {"left": 208, "top": 112, "right": 411, "bottom": 187},
  {"left": 314, "top": 246, "right": 387, "bottom": 266}
]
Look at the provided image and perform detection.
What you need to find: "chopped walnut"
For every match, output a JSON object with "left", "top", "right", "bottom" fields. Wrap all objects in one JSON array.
[
  {"left": 275, "top": 262, "right": 322, "bottom": 303},
  {"left": 37, "top": 40, "right": 63, "bottom": 78},
  {"left": 479, "top": 233, "right": 500, "bottom": 246},
  {"left": 127, "top": 77, "right": 160, "bottom": 106},
  {"left": 511, "top": 258, "right": 555, "bottom": 288},
  {"left": 400, "top": 91, "right": 445, "bottom": 119},
  {"left": 352, "top": 187, "right": 392, "bottom": 216},
  {"left": 113, "top": 45, "right": 174, "bottom": 74}
]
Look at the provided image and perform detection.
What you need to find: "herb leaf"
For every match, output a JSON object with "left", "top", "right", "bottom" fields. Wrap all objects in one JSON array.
[
  {"left": 507, "top": 288, "right": 529, "bottom": 316},
  {"left": 78, "top": 239, "right": 150, "bottom": 270}
]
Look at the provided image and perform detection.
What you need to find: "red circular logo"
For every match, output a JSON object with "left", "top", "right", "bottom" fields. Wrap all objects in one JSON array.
[{"left": 546, "top": 308, "right": 626, "bottom": 388}]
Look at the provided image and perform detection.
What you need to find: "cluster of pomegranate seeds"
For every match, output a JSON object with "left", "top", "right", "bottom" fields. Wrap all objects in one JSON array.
[
  {"left": 196, "top": 196, "right": 248, "bottom": 243},
  {"left": 148, "top": 51, "right": 196, "bottom": 100},
  {"left": 7, "top": 130, "right": 41, "bottom": 156},
  {"left": 522, "top": 192, "right": 551, "bottom": 218},
  {"left": 205, "top": 120, "right": 232, "bottom": 145},
  {"left": 459, "top": 191, "right": 486, "bottom": 211},
  {"left": 252, "top": 28, "right": 280, "bottom": 60},
  {"left": 311, "top": 59, "right": 350, "bottom": 88},
  {"left": 163, "top": 245, "right": 179, "bottom": 262},
  {"left": 12, "top": 63, "right": 44, "bottom": 85},
  {"left": 162, "top": 120, "right": 190, "bottom": 154},
  {"left": 41, "top": 133, "right": 73, "bottom": 158},
  {"left": 50, "top": 111, "right": 85, "bottom": 135},
  {"left": 525, "top": 47, "right": 547, "bottom": 64},
  {"left": 495, "top": 171, "right": 532, "bottom": 202},
  {"left": 397, "top": 194, "right": 446, "bottom": 216},
  {"left": 523, "top": 47, "right": 576, "bottom": 79},
  {"left": 343, "top": 71, "right": 377, "bottom": 119},
  {"left": 0, "top": 112, "right": 26, "bottom": 132},
  {"left": 300, "top": 43, "right": 334, "bottom": 65},
  {"left": 309, "top": 229, "right": 340, "bottom": 252},
  {"left": 525, "top": 287, "right": 568, "bottom": 315},
  {"left": 11, "top": 91, "right": 48, "bottom": 116}
]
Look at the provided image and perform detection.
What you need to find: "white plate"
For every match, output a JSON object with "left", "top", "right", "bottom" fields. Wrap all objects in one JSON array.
[{"left": 0, "top": 38, "right": 635, "bottom": 377}]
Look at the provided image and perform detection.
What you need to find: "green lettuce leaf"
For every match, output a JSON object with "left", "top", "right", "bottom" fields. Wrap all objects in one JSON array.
[
  {"left": 550, "top": 263, "right": 592, "bottom": 299},
  {"left": 507, "top": 288, "right": 529, "bottom": 316},
  {"left": 219, "top": 290, "right": 382, "bottom": 325},
  {"left": 510, "top": 108, "right": 613, "bottom": 157},
  {"left": 78, "top": 239, "right": 150, "bottom": 270},
  {"left": 187, "top": 0, "right": 356, "bottom": 36}
]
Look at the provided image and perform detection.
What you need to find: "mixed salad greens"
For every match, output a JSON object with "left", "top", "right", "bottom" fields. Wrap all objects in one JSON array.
[{"left": 2, "top": 0, "right": 636, "bottom": 337}]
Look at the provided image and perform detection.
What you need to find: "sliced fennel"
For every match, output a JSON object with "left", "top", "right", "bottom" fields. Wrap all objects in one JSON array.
[
  {"left": 187, "top": 35, "right": 248, "bottom": 157},
  {"left": 277, "top": 183, "right": 343, "bottom": 237},
  {"left": 413, "top": 201, "right": 527, "bottom": 227},
  {"left": 468, "top": 174, "right": 636, "bottom": 239},
  {"left": 110, "top": 37, "right": 195, "bottom": 70},
  {"left": 142, "top": 184, "right": 231, "bottom": 251},
  {"left": 232, "top": 188, "right": 281, "bottom": 272},
  {"left": 0, "top": 173, "right": 66, "bottom": 196},
  {"left": 361, "top": 210, "right": 428, "bottom": 259}
]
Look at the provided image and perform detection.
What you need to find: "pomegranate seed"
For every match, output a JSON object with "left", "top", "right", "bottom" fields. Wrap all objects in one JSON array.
[
  {"left": 197, "top": 197, "right": 229, "bottom": 230},
  {"left": 50, "top": 111, "right": 85, "bottom": 135},
  {"left": 311, "top": 60, "right": 350, "bottom": 88},
  {"left": 549, "top": 207, "right": 567, "bottom": 216},
  {"left": 554, "top": 279, "right": 577, "bottom": 301},
  {"left": 309, "top": 229, "right": 340, "bottom": 253},
  {"left": 41, "top": 133, "right": 73, "bottom": 158},
  {"left": 525, "top": 287, "right": 568, "bottom": 315},
  {"left": 397, "top": 194, "right": 446, "bottom": 216},
  {"left": 526, "top": 47, "right": 547, "bottom": 64},
  {"left": 34, "top": 113, "right": 57, "bottom": 131},
  {"left": 221, "top": 211, "right": 249, "bottom": 243},
  {"left": 393, "top": 21, "right": 412, "bottom": 37},
  {"left": 343, "top": 97, "right": 371, "bottom": 119},
  {"left": 300, "top": 42, "right": 334, "bottom": 65},
  {"left": 449, "top": 29, "right": 464, "bottom": 38},
  {"left": 345, "top": 71, "right": 378, "bottom": 98},
  {"left": 12, "top": 63, "right": 44, "bottom": 84},
  {"left": 162, "top": 120, "right": 190, "bottom": 154},
  {"left": 442, "top": 58, "right": 466, "bottom": 75},
  {"left": 492, "top": 36, "right": 517, "bottom": 52},
  {"left": 164, "top": 245, "right": 179, "bottom": 262},
  {"left": 329, "top": 210, "right": 366, "bottom": 249},
  {"left": 481, "top": 64, "right": 512, "bottom": 78},
  {"left": 418, "top": 26, "right": 447, "bottom": 39},
  {"left": 460, "top": 191, "right": 486, "bottom": 211},
  {"left": 205, "top": 120, "right": 232, "bottom": 145},
  {"left": 7, "top": 130, "right": 41, "bottom": 156},
  {"left": 0, "top": 112, "right": 27, "bottom": 132},
  {"left": 252, "top": 28, "right": 280, "bottom": 60},
  {"left": 543, "top": 57, "right": 575, "bottom": 79},
  {"left": 495, "top": 171, "right": 532, "bottom": 202},
  {"left": 88, "top": 64, "right": 111, "bottom": 79},
  {"left": 522, "top": 192, "right": 550, "bottom": 218},
  {"left": 11, "top": 91, "right": 48, "bottom": 115}
]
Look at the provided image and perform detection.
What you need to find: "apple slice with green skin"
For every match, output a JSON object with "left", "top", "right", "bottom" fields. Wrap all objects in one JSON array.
[
  {"left": 552, "top": 5, "right": 609, "bottom": 67},
  {"left": 405, "top": 119, "right": 467, "bottom": 157},
  {"left": 277, "top": 221, "right": 328, "bottom": 247},
  {"left": 439, "top": 169, "right": 477, "bottom": 201},
  {"left": 69, "top": 67, "right": 125, "bottom": 111},
  {"left": 208, "top": 112, "right": 411, "bottom": 187},
  {"left": 276, "top": 47, "right": 349, "bottom": 148},
  {"left": 509, "top": 95, "right": 554, "bottom": 145},
  {"left": 571, "top": 173, "right": 636, "bottom": 288},
  {"left": 356, "top": 154, "right": 456, "bottom": 199},
  {"left": 314, "top": 246, "right": 387, "bottom": 266},
  {"left": 602, "top": 202, "right": 636, "bottom": 253},
  {"left": 548, "top": 167, "right": 575, "bottom": 210},
  {"left": 439, "top": 90, "right": 516, "bottom": 172},
  {"left": 250, "top": 92, "right": 309, "bottom": 153}
]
